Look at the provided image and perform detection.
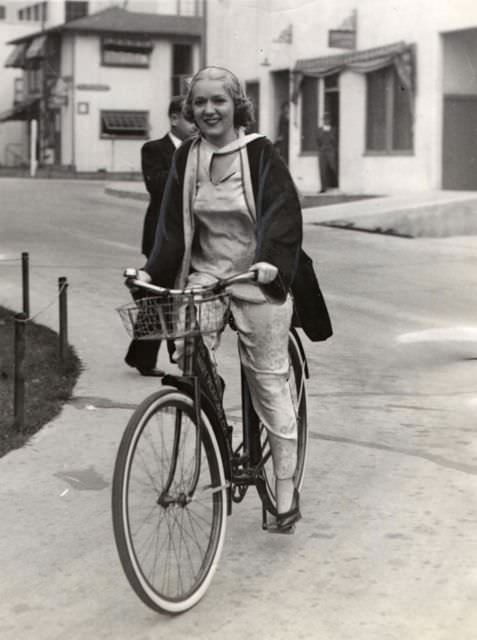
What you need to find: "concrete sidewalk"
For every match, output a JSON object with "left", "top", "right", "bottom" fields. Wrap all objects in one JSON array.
[{"left": 105, "top": 181, "right": 477, "bottom": 238}]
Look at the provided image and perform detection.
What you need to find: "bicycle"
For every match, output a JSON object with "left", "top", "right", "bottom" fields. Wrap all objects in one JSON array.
[{"left": 112, "top": 269, "right": 309, "bottom": 614}]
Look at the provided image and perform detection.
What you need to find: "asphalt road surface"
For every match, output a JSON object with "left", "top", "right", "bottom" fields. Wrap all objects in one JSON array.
[{"left": 1, "top": 178, "right": 476, "bottom": 640}]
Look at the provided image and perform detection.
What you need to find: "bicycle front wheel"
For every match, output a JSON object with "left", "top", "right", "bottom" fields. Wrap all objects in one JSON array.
[
  {"left": 256, "top": 332, "right": 308, "bottom": 513},
  {"left": 112, "top": 388, "right": 227, "bottom": 614}
]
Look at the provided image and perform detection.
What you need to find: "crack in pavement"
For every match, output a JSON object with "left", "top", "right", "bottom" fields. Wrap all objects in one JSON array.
[{"left": 310, "top": 431, "right": 477, "bottom": 475}]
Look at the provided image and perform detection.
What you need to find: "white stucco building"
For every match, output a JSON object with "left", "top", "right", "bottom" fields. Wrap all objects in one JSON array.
[
  {"left": 1, "top": 1, "right": 204, "bottom": 171},
  {"left": 206, "top": 0, "right": 477, "bottom": 194}
]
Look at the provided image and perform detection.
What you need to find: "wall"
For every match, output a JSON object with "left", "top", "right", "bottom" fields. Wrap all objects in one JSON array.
[
  {"left": 60, "top": 32, "right": 199, "bottom": 171},
  {"left": 205, "top": 0, "right": 477, "bottom": 194}
]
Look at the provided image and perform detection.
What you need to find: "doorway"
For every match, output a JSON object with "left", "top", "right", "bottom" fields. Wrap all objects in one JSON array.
[
  {"left": 272, "top": 69, "right": 290, "bottom": 165},
  {"left": 323, "top": 73, "right": 339, "bottom": 188},
  {"left": 443, "top": 95, "right": 477, "bottom": 190}
]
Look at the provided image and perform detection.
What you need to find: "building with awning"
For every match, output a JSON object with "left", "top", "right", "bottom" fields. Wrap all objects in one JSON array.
[
  {"left": 204, "top": 0, "right": 477, "bottom": 194},
  {"left": 2, "top": 4, "right": 204, "bottom": 171}
]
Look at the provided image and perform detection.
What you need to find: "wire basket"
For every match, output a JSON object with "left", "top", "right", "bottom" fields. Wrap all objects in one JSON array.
[{"left": 117, "top": 291, "right": 231, "bottom": 340}]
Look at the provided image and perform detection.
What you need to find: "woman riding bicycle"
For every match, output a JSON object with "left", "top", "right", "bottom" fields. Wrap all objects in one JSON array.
[{"left": 135, "top": 66, "right": 331, "bottom": 531}]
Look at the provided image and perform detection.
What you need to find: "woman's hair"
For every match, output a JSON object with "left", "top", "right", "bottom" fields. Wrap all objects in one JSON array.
[{"left": 183, "top": 66, "right": 255, "bottom": 129}]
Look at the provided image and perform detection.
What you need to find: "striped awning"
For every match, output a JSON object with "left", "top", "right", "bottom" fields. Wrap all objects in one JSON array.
[
  {"left": 5, "top": 43, "right": 27, "bottom": 68},
  {"left": 25, "top": 35, "right": 46, "bottom": 59},
  {"left": 292, "top": 41, "right": 415, "bottom": 103},
  {"left": 0, "top": 98, "right": 39, "bottom": 122}
]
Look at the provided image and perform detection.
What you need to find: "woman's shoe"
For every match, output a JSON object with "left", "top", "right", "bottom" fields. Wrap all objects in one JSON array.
[{"left": 274, "top": 488, "right": 302, "bottom": 533}]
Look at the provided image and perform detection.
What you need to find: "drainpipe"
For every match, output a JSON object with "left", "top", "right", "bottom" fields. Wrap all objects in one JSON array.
[
  {"left": 201, "top": 0, "right": 207, "bottom": 67},
  {"left": 71, "top": 36, "right": 76, "bottom": 171}
]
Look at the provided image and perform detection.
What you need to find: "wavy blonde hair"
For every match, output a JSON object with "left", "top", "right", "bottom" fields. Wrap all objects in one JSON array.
[{"left": 183, "top": 66, "right": 255, "bottom": 129}]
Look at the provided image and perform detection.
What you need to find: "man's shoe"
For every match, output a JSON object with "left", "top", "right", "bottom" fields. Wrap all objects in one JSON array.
[{"left": 137, "top": 367, "right": 165, "bottom": 377}]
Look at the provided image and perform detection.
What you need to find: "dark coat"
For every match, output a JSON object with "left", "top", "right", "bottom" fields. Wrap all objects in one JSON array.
[
  {"left": 145, "top": 136, "right": 332, "bottom": 342},
  {"left": 140, "top": 134, "right": 176, "bottom": 258}
]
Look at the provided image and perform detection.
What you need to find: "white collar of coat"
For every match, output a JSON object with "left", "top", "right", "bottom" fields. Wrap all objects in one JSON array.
[{"left": 197, "top": 129, "right": 264, "bottom": 154}]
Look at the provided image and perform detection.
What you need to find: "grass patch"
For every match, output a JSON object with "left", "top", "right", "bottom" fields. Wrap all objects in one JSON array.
[{"left": 0, "top": 306, "right": 82, "bottom": 458}]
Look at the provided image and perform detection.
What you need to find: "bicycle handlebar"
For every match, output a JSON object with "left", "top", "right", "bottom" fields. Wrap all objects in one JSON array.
[{"left": 123, "top": 268, "right": 258, "bottom": 296}]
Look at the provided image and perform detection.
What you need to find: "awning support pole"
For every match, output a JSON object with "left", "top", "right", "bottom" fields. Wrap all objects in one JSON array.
[{"left": 30, "top": 118, "right": 37, "bottom": 177}]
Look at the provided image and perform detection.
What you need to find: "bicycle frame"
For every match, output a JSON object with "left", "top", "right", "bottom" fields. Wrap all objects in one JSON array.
[{"left": 122, "top": 271, "right": 309, "bottom": 517}]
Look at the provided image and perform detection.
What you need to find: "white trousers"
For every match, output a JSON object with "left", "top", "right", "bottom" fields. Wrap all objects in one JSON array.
[{"left": 209, "top": 295, "right": 298, "bottom": 480}]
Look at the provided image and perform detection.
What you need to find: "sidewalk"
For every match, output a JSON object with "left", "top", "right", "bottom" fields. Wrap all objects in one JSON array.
[{"left": 105, "top": 181, "right": 477, "bottom": 238}]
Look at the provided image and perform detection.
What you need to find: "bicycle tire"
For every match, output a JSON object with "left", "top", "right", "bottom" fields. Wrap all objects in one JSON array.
[
  {"left": 255, "top": 332, "right": 308, "bottom": 513},
  {"left": 111, "top": 388, "right": 227, "bottom": 614}
]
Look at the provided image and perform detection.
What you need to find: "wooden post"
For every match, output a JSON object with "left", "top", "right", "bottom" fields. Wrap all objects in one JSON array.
[
  {"left": 58, "top": 276, "right": 68, "bottom": 363},
  {"left": 14, "top": 312, "right": 26, "bottom": 431},
  {"left": 21, "top": 251, "right": 30, "bottom": 317}
]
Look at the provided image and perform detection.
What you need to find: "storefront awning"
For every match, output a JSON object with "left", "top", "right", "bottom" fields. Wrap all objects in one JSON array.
[
  {"left": 0, "top": 98, "right": 39, "bottom": 122},
  {"left": 292, "top": 41, "right": 415, "bottom": 103},
  {"left": 25, "top": 35, "right": 46, "bottom": 59},
  {"left": 5, "top": 43, "right": 27, "bottom": 68}
]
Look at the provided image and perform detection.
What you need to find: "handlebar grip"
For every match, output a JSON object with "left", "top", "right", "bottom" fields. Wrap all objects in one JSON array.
[{"left": 124, "top": 268, "right": 138, "bottom": 278}]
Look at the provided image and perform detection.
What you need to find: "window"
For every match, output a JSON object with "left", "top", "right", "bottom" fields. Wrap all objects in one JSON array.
[
  {"left": 101, "top": 110, "right": 149, "bottom": 138},
  {"left": 366, "top": 66, "right": 413, "bottom": 153},
  {"left": 301, "top": 76, "right": 318, "bottom": 152},
  {"left": 65, "top": 1, "right": 88, "bottom": 22},
  {"left": 0, "top": 5, "right": 5, "bottom": 20},
  {"left": 14, "top": 78, "right": 24, "bottom": 104},
  {"left": 102, "top": 36, "right": 152, "bottom": 67},
  {"left": 172, "top": 44, "right": 193, "bottom": 95}
]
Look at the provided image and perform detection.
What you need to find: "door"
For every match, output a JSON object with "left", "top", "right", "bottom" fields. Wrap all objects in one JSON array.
[
  {"left": 443, "top": 95, "right": 477, "bottom": 190},
  {"left": 324, "top": 73, "right": 339, "bottom": 187}
]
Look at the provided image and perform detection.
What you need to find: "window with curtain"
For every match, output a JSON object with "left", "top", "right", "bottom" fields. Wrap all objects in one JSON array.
[
  {"left": 301, "top": 75, "right": 318, "bottom": 152},
  {"left": 366, "top": 65, "right": 413, "bottom": 153},
  {"left": 171, "top": 43, "right": 193, "bottom": 95}
]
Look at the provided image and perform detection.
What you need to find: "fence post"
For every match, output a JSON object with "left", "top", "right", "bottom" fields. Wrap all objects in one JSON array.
[
  {"left": 21, "top": 251, "right": 30, "bottom": 317},
  {"left": 14, "top": 312, "right": 26, "bottom": 431},
  {"left": 58, "top": 276, "right": 68, "bottom": 363}
]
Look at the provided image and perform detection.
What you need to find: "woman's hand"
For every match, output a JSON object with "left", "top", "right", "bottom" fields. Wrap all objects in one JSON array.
[
  {"left": 250, "top": 262, "right": 278, "bottom": 284},
  {"left": 136, "top": 269, "right": 152, "bottom": 283}
]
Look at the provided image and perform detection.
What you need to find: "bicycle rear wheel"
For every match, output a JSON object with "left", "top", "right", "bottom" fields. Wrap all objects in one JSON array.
[
  {"left": 256, "top": 332, "right": 308, "bottom": 513},
  {"left": 112, "top": 388, "right": 227, "bottom": 614}
]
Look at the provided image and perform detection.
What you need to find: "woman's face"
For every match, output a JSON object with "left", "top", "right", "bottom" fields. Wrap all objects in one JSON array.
[{"left": 191, "top": 78, "right": 236, "bottom": 147}]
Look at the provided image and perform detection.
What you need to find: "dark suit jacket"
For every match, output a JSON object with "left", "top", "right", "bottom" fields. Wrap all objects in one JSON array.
[{"left": 141, "top": 134, "right": 176, "bottom": 258}]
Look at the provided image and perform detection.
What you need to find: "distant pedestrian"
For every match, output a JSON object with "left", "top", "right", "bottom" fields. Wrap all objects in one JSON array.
[
  {"left": 316, "top": 113, "right": 337, "bottom": 193},
  {"left": 124, "top": 96, "right": 196, "bottom": 376},
  {"left": 274, "top": 101, "right": 290, "bottom": 165}
]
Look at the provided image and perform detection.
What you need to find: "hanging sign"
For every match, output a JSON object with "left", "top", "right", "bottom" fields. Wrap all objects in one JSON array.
[{"left": 328, "top": 10, "right": 357, "bottom": 50}]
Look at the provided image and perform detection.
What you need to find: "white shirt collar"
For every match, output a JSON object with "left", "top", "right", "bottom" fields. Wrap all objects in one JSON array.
[{"left": 168, "top": 131, "right": 182, "bottom": 148}]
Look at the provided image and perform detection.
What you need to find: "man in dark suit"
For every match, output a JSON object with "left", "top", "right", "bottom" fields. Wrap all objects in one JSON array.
[
  {"left": 316, "top": 113, "right": 338, "bottom": 193},
  {"left": 125, "top": 96, "right": 196, "bottom": 376}
]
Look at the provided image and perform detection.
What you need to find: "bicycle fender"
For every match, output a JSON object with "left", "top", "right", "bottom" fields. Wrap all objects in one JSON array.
[{"left": 161, "top": 375, "right": 233, "bottom": 483}]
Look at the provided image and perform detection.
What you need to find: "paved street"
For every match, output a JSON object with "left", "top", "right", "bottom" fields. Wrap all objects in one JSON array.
[{"left": 0, "top": 178, "right": 476, "bottom": 640}]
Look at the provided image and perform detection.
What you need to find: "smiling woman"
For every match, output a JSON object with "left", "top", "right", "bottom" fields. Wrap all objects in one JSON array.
[{"left": 0, "top": 306, "right": 81, "bottom": 458}]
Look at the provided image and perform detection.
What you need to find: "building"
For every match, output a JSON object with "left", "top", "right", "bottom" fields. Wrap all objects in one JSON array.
[
  {"left": 0, "top": 4, "right": 37, "bottom": 166},
  {"left": 0, "top": 1, "right": 204, "bottom": 172},
  {"left": 206, "top": 0, "right": 477, "bottom": 194}
]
